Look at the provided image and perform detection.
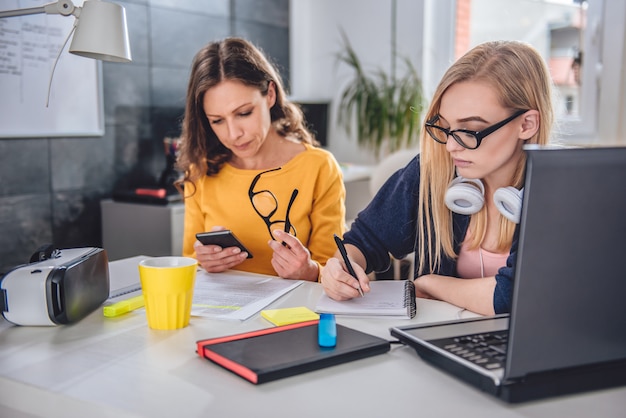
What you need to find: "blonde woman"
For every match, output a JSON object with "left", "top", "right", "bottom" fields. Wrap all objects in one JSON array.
[{"left": 321, "top": 41, "right": 554, "bottom": 315}]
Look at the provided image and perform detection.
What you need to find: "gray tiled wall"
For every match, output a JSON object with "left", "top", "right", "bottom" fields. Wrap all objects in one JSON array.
[{"left": 0, "top": 0, "right": 290, "bottom": 273}]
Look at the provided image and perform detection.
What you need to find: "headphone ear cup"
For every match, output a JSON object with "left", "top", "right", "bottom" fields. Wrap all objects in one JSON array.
[
  {"left": 444, "top": 177, "right": 485, "bottom": 215},
  {"left": 494, "top": 187, "right": 524, "bottom": 223}
]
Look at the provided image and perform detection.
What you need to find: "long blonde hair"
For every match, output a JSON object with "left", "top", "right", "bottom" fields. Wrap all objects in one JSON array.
[{"left": 417, "top": 40, "right": 554, "bottom": 274}]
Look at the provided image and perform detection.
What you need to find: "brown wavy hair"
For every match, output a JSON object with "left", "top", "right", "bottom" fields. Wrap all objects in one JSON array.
[
  {"left": 417, "top": 40, "right": 555, "bottom": 274},
  {"left": 176, "top": 37, "right": 317, "bottom": 192}
]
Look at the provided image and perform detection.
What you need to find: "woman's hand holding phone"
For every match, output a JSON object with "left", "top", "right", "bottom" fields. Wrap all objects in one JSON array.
[{"left": 194, "top": 228, "right": 251, "bottom": 272}]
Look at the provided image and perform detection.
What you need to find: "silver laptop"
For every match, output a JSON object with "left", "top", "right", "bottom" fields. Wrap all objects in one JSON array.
[{"left": 390, "top": 146, "right": 626, "bottom": 403}]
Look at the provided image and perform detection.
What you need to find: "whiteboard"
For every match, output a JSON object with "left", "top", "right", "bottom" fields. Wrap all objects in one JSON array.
[{"left": 0, "top": 0, "right": 104, "bottom": 138}]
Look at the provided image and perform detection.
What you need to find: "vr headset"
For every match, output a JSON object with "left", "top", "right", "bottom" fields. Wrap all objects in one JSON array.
[{"left": 0, "top": 246, "right": 110, "bottom": 326}]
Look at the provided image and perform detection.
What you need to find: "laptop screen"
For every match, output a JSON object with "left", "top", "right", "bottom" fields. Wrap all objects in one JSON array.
[{"left": 506, "top": 146, "right": 626, "bottom": 379}]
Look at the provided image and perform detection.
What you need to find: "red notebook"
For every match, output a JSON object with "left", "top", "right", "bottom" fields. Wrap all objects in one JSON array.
[{"left": 196, "top": 320, "right": 390, "bottom": 384}]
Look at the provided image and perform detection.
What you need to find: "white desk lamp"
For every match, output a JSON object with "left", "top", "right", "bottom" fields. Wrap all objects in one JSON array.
[
  {"left": 0, "top": 0, "right": 132, "bottom": 104},
  {"left": 0, "top": 0, "right": 132, "bottom": 62}
]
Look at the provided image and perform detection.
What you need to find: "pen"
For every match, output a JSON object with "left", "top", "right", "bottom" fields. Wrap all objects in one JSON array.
[
  {"left": 333, "top": 234, "right": 364, "bottom": 297},
  {"left": 103, "top": 295, "right": 145, "bottom": 317}
]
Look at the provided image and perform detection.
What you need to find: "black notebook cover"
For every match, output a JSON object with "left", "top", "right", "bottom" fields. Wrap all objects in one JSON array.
[{"left": 196, "top": 320, "right": 390, "bottom": 384}]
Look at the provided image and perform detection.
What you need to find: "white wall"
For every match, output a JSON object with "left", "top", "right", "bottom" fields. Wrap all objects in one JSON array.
[
  {"left": 598, "top": 0, "right": 626, "bottom": 145},
  {"left": 290, "top": 0, "right": 424, "bottom": 164}
]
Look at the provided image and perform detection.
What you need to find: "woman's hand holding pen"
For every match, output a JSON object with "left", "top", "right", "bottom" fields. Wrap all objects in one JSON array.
[
  {"left": 194, "top": 226, "right": 248, "bottom": 272},
  {"left": 321, "top": 253, "right": 371, "bottom": 301}
]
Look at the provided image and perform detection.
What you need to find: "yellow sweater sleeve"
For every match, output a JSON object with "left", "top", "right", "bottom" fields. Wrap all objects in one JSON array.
[
  {"left": 182, "top": 181, "right": 205, "bottom": 259},
  {"left": 304, "top": 150, "right": 346, "bottom": 267}
]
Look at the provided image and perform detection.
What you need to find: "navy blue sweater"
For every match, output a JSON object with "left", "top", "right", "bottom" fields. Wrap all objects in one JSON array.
[{"left": 344, "top": 155, "right": 516, "bottom": 314}]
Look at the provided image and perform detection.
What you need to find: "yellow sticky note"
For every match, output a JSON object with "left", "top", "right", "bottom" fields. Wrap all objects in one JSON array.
[{"left": 261, "top": 306, "right": 319, "bottom": 326}]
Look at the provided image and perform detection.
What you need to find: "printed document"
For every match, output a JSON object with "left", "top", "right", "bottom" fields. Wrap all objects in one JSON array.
[{"left": 191, "top": 270, "right": 302, "bottom": 321}]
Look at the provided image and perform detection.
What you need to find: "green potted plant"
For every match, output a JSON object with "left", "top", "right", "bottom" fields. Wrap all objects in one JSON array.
[{"left": 335, "top": 30, "right": 424, "bottom": 159}]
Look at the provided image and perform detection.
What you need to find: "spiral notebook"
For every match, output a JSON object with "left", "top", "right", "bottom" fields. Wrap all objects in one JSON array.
[{"left": 315, "top": 280, "right": 416, "bottom": 319}]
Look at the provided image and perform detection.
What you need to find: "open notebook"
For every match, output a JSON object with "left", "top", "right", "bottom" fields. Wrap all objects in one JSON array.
[{"left": 315, "top": 280, "right": 416, "bottom": 319}]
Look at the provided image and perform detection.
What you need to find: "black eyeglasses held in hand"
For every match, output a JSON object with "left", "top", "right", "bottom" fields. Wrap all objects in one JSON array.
[
  {"left": 248, "top": 167, "right": 298, "bottom": 241},
  {"left": 425, "top": 109, "right": 528, "bottom": 150}
]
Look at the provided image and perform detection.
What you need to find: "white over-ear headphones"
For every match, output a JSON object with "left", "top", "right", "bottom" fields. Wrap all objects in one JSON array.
[{"left": 444, "top": 176, "right": 524, "bottom": 223}]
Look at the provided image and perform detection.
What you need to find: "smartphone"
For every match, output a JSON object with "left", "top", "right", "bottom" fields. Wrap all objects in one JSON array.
[{"left": 195, "top": 230, "right": 253, "bottom": 258}]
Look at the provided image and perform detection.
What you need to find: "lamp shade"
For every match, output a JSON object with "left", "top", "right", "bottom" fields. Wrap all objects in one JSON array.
[{"left": 69, "top": 0, "right": 132, "bottom": 62}]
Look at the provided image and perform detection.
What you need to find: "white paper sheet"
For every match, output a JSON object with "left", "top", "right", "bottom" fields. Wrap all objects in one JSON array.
[{"left": 191, "top": 270, "right": 302, "bottom": 321}]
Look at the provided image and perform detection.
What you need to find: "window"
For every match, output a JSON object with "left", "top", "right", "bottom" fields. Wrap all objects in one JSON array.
[{"left": 424, "top": 0, "right": 606, "bottom": 144}]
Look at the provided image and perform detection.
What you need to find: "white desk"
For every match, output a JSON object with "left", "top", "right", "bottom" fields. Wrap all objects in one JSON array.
[{"left": 1, "top": 258, "right": 624, "bottom": 418}]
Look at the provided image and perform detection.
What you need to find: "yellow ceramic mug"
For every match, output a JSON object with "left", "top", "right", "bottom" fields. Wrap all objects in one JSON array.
[{"left": 138, "top": 257, "right": 197, "bottom": 330}]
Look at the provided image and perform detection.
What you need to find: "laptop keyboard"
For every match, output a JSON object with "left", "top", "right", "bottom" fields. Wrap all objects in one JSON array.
[{"left": 429, "top": 331, "right": 509, "bottom": 371}]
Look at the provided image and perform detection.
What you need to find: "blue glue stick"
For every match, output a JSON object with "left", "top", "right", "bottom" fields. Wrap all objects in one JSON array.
[{"left": 318, "top": 313, "right": 337, "bottom": 347}]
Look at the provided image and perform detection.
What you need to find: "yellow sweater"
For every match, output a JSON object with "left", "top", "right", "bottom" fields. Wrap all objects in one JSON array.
[{"left": 182, "top": 144, "right": 346, "bottom": 277}]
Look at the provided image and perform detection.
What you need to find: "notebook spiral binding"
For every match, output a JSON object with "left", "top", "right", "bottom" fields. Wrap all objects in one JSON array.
[{"left": 404, "top": 280, "right": 417, "bottom": 318}]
